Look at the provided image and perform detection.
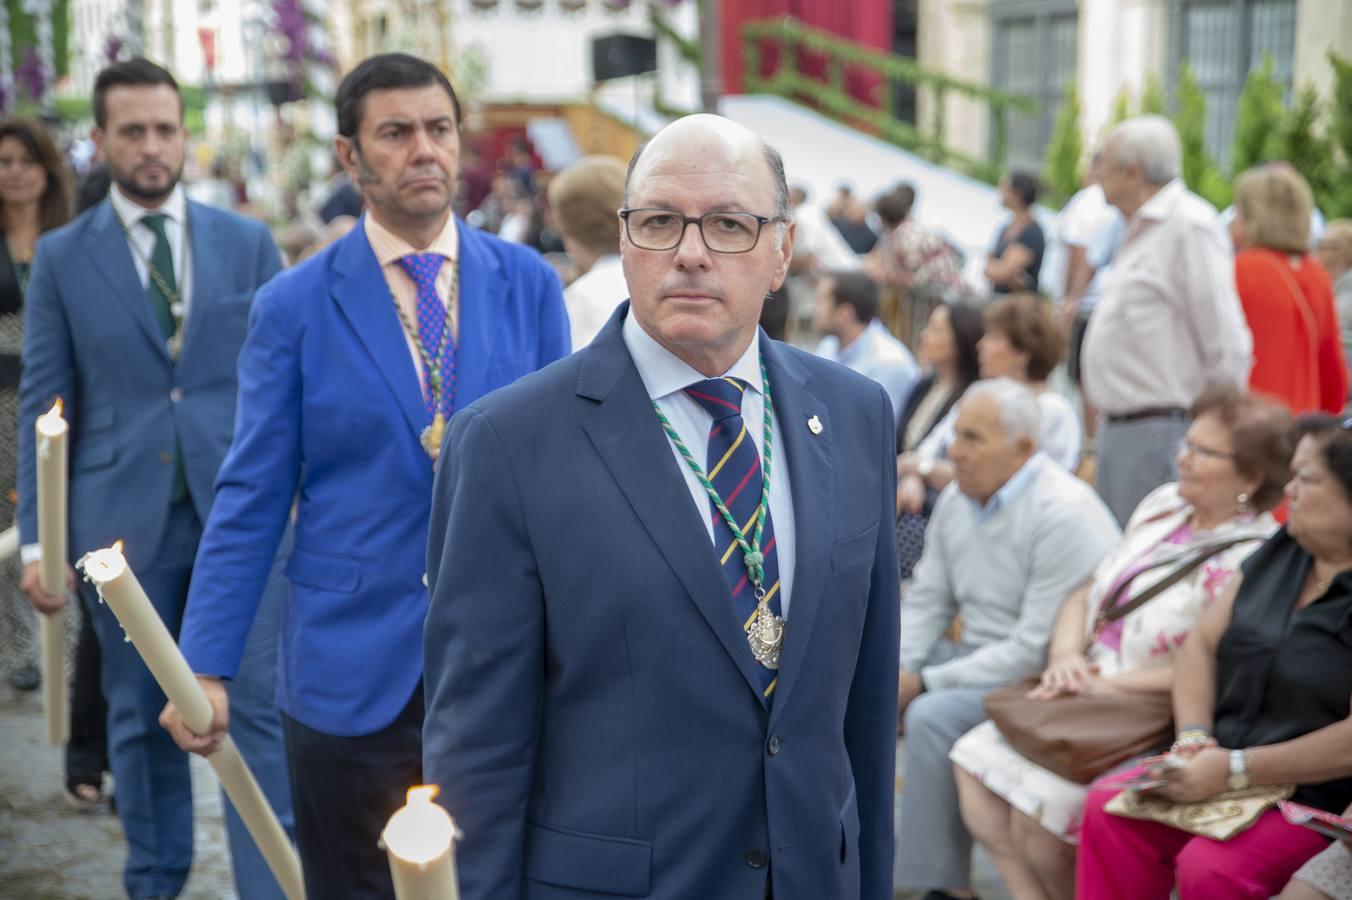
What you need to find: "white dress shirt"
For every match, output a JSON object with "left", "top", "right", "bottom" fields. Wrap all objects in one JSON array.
[
  {"left": 622, "top": 312, "right": 797, "bottom": 619},
  {"left": 1082, "top": 179, "right": 1252, "bottom": 415},
  {"left": 109, "top": 183, "right": 193, "bottom": 322}
]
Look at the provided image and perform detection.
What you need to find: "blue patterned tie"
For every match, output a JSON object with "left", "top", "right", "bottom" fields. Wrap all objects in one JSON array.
[
  {"left": 684, "top": 377, "right": 782, "bottom": 699},
  {"left": 396, "top": 253, "right": 455, "bottom": 419}
]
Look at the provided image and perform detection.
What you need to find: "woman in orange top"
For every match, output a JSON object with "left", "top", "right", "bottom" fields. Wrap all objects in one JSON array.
[{"left": 1231, "top": 163, "right": 1348, "bottom": 415}]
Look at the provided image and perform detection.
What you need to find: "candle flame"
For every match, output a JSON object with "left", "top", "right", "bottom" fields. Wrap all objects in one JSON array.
[
  {"left": 112, "top": 540, "right": 124, "bottom": 554},
  {"left": 49, "top": 398, "right": 62, "bottom": 417},
  {"left": 383, "top": 784, "right": 456, "bottom": 863}
]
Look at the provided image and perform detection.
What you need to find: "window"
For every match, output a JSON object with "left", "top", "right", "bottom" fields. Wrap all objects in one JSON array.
[
  {"left": 1169, "top": 0, "right": 1296, "bottom": 166},
  {"left": 990, "top": 1, "right": 1078, "bottom": 172}
]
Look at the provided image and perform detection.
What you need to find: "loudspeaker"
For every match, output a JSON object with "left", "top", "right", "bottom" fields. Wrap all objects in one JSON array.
[{"left": 592, "top": 33, "right": 658, "bottom": 82}]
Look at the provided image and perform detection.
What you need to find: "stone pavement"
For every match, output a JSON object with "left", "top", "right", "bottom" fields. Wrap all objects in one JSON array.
[{"left": 0, "top": 683, "right": 236, "bottom": 900}]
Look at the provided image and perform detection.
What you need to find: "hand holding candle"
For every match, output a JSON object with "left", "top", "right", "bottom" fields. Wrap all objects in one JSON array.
[
  {"left": 80, "top": 543, "right": 306, "bottom": 900},
  {"left": 382, "top": 785, "right": 461, "bottom": 900},
  {"left": 34, "top": 399, "right": 69, "bottom": 745}
]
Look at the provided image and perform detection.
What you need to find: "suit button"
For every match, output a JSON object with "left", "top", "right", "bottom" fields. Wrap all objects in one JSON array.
[
  {"left": 767, "top": 733, "right": 782, "bottom": 756},
  {"left": 169, "top": 387, "right": 184, "bottom": 402},
  {"left": 745, "top": 848, "right": 767, "bottom": 869},
  {"left": 160, "top": 451, "right": 172, "bottom": 464}
]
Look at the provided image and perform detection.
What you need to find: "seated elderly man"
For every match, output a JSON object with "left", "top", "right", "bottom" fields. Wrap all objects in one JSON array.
[{"left": 893, "top": 378, "right": 1119, "bottom": 899}]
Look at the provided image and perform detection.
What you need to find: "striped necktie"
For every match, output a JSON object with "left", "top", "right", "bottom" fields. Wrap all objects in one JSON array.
[{"left": 684, "top": 376, "right": 782, "bottom": 699}]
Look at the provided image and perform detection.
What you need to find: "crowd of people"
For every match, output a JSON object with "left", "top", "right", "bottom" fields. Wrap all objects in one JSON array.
[{"left": 0, "top": 44, "right": 1350, "bottom": 900}]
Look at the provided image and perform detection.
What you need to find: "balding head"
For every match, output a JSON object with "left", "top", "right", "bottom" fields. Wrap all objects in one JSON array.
[
  {"left": 1100, "top": 115, "right": 1182, "bottom": 218},
  {"left": 624, "top": 114, "right": 790, "bottom": 222}
]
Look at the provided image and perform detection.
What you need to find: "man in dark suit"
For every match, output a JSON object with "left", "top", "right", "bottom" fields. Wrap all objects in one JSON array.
[
  {"left": 17, "top": 58, "right": 288, "bottom": 899},
  {"left": 162, "top": 53, "right": 571, "bottom": 899},
  {"left": 423, "top": 114, "right": 900, "bottom": 899}
]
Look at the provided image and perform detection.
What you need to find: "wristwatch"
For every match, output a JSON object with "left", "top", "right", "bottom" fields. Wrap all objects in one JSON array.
[{"left": 1227, "top": 749, "right": 1252, "bottom": 791}]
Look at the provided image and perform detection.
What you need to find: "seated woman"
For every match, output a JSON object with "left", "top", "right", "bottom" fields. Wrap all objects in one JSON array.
[
  {"left": 895, "top": 301, "right": 984, "bottom": 579},
  {"left": 1076, "top": 414, "right": 1352, "bottom": 900},
  {"left": 949, "top": 386, "right": 1294, "bottom": 900}
]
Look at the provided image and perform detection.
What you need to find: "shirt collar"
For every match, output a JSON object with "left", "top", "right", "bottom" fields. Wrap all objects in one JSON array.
[
  {"left": 965, "top": 452, "right": 1045, "bottom": 522},
  {"left": 622, "top": 309, "right": 763, "bottom": 401},
  {"left": 109, "top": 182, "right": 187, "bottom": 229},
  {"left": 1136, "top": 178, "right": 1184, "bottom": 223},
  {"left": 364, "top": 211, "right": 459, "bottom": 267}
]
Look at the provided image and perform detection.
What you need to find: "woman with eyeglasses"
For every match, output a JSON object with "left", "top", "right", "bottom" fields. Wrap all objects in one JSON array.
[
  {"left": 1076, "top": 413, "right": 1352, "bottom": 900},
  {"left": 949, "top": 385, "right": 1292, "bottom": 900}
]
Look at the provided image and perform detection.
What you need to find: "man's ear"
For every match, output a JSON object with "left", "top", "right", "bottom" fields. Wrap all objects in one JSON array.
[{"left": 335, "top": 135, "right": 357, "bottom": 179}]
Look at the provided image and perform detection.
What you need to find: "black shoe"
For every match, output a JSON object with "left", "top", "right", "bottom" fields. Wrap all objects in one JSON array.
[{"left": 7, "top": 663, "right": 40, "bottom": 691}]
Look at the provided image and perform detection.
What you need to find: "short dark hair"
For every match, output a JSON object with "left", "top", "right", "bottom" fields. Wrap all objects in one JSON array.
[
  {"left": 624, "top": 136, "right": 791, "bottom": 219},
  {"left": 1006, "top": 171, "right": 1040, "bottom": 208},
  {"left": 824, "top": 270, "right": 879, "bottom": 324},
  {"left": 335, "top": 53, "right": 462, "bottom": 139},
  {"left": 1191, "top": 384, "right": 1297, "bottom": 511},
  {"left": 93, "top": 58, "right": 181, "bottom": 129},
  {"left": 1295, "top": 414, "right": 1352, "bottom": 502},
  {"left": 874, "top": 184, "right": 915, "bottom": 229},
  {"left": 985, "top": 293, "right": 1063, "bottom": 382}
]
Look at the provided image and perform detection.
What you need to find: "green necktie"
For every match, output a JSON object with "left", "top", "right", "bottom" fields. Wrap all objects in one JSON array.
[
  {"left": 142, "top": 213, "right": 178, "bottom": 341},
  {"left": 142, "top": 213, "right": 188, "bottom": 503}
]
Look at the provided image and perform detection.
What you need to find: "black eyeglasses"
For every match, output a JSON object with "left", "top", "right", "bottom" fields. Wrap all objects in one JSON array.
[{"left": 619, "top": 207, "right": 784, "bottom": 254}]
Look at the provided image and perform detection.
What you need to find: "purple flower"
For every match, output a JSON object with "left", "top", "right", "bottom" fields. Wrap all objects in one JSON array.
[
  {"left": 17, "top": 48, "right": 45, "bottom": 101},
  {"left": 104, "top": 35, "right": 124, "bottom": 64}
]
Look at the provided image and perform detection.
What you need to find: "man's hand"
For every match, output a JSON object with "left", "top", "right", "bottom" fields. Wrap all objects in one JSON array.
[
  {"left": 20, "top": 560, "right": 75, "bottom": 615},
  {"left": 1149, "top": 747, "right": 1229, "bottom": 803},
  {"left": 160, "top": 675, "right": 230, "bottom": 757}
]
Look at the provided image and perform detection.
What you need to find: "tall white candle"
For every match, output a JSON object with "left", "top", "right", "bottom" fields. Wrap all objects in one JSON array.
[
  {"left": 35, "top": 400, "right": 68, "bottom": 745},
  {"left": 383, "top": 785, "right": 460, "bottom": 900},
  {"left": 80, "top": 544, "right": 307, "bottom": 900}
]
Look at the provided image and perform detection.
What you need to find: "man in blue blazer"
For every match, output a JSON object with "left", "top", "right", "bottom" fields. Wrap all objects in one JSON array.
[
  {"left": 165, "top": 53, "right": 571, "bottom": 898},
  {"left": 17, "top": 59, "right": 289, "bottom": 899},
  {"left": 424, "top": 115, "right": 899, "bottom": 899}
]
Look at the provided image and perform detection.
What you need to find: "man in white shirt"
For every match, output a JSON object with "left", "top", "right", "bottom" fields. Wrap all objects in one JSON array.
[
  {"left": 547, "top": 154, "right": 630, "bottom": 350},
  {"left": 893, "top": 379, "right": 1118, "bottom": 898},
  {"left": 813, "top": 269, "right": 919, "bottom": 425},
  {"left": 1082, "top": 116, "right": 1252, "bottom": 524}
]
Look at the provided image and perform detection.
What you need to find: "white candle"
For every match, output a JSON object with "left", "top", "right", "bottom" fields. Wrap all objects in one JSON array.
[
  {"left": 80, "top": 544, "right": 307, "bottom": 900},
  {"left": 35, "top": 400, "right": 68, "bottom": 745},
  {"left": 383, "top": 785, "right": 460, "bottom": 900}
]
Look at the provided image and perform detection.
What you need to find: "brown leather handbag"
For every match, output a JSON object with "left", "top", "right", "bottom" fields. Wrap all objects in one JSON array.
[{"left": 983, "top": 538, "right": 1251, "bottom": 785}]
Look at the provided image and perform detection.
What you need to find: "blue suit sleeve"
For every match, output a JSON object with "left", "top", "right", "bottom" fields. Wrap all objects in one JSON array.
[
  {"left": 846, "top": 384, "right": 901, "bottom": 900},
  {"left": 254, "top": 222, "right": 283, "bottom": 287},
  {"left": 16, "top": 239, "right": 75, "bottom": 547},
  {"left": 424, "top": 408, "right": 542, "bottom": 900},
  {"left": 534, "top": 260, "right": 571, "bottom": 363},
  {"left": 179, "top": 282, "right": 301, "bottom": 678}
]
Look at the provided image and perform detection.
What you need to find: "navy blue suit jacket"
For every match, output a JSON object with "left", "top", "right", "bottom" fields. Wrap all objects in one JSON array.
[
  {"left": 17, "top": 198, "right": 281, "bottom": 569},
  {"left": 179, "top": 219, "right": 570, "bottom": 736},
  {"left": 424, "top": 305, "right": 900, "bottom": 900}
]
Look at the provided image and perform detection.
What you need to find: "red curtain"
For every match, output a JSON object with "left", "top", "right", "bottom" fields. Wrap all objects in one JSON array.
[{"left": 719, "top": 0, "right": 893, "bottom": 101}]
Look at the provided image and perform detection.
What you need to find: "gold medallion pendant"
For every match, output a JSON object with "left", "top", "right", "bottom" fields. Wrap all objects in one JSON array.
[
  {"left": 746, "top": 601, "right": 785, "bottom": 670},
  {"left": 421, "top": 412, "right": 446, "bottom": 460}
]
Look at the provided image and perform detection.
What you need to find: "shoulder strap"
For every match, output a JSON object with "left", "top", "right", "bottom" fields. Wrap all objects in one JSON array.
[{"left": 1088, "top": 535, "right": 1255, "bottom": 642}]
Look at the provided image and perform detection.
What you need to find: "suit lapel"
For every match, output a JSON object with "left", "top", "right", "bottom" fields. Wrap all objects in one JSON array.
[
  {"left": 579, "top": 308, "right": 769, "bottom": 708},
  {"left": 86, "top": 200, "right": 170, "bottom": 362},
  {"left": 762, "top": 336, "right": 834, "bottom": 724},
  {"left": 452, "top": 221, "right": 506, "bottom": 407},
  {"left": 175, "top": 201, "right": 219, "bottom": 363},
  {"left": 331, "top": 223, "right": 427, "bottom": 438}
]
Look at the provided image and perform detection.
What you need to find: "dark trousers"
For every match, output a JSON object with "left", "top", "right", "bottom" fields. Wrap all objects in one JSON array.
[
  {"left": 65, "top": 593, "right": 108, "bottom": 787},
  {"left": 282, "top": 684, "right": 423, "bottom": 900}
]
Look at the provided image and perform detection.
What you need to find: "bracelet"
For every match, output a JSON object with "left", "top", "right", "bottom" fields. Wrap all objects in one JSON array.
[{"left": 1171, "top": 727, "right": 1215, "bottom": 751}]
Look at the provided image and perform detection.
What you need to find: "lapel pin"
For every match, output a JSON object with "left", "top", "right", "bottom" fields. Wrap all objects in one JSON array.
[{"left": 807, "top": 415, "right": 823, "bottom": 435}]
